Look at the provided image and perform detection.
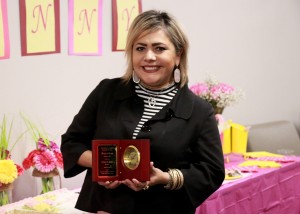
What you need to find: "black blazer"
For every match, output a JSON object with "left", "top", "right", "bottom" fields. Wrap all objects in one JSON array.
[{"left": 61, "top": 78, "right": 225, "bottom": 214}]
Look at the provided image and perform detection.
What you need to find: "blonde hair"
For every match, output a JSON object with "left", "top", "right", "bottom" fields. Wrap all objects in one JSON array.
[{"left": 122, "top": 10, "right": 189, "bottom": 88}]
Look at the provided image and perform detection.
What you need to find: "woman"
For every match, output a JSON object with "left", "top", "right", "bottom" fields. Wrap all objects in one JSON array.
[{"left": 61, "top": 10, "right": 225, "bottom": 214}]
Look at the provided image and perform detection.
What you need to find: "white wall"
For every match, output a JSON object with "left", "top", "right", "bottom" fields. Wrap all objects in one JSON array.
[{"left": 1, "top": 0, "right": 300, "bottom": 202}]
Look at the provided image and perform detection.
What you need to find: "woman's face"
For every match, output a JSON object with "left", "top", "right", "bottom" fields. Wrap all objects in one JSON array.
[{"left": 132, "top": 29, "right": 181, "bottom": 89}]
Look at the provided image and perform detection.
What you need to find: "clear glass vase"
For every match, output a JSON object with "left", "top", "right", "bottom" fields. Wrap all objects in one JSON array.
[
  {"left": 32, "top": 168, "right": 60, "bottom": 194},
  {"left": 41, "top": 177, "right": 55, "bottom": 194},
  {"left": 0, "top": 183, "right": 13, "bottom": 206},
  {"left": 0, "top": 190, "right": 9, "bottom": 206}
]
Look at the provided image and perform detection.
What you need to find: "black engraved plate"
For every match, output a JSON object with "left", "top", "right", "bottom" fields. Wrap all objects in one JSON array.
[{"left": 98, "top": 145, "right": 117, "bottom": 176}]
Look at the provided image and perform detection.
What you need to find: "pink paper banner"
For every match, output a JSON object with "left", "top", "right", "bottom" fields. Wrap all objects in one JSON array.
[
  {"left": 68, "top": 0, "right": 103, "bottom": 56},
  {"left": 0, "top": 0, "right": 10, "bottom": 59},
  {"left": 19, "top": 0, "right": 61, "bottom": 56},
  {"left": 112, "top": 0, "right": 142, "bottom": 51}
]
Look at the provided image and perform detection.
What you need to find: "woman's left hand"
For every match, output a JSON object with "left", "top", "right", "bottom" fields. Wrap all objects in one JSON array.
[
  {"left": 98, "top": 180, "right": 121, "bottom": 189},
  {"left": 121, "top": 162, "right": 170, "bottom": 191},
  {"left": 121, "top": 179, "right": 149, "bottom": 191}
]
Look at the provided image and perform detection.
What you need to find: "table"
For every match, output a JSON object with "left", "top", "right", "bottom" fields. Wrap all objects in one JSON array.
[
  {"left": 2, "top": 154, "right": 299, "bottom": 214},
  {"left": 0, "top": 188, "right": 90, "bottom": 213},
  {"left": 196, "top": 153, "right": 300, "bottom": 214}
]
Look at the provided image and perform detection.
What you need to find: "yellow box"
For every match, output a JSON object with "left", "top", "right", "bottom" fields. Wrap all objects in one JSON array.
[
  {"left": 222, "top": 127, "right": 232, "bottom": 154},
  {"left": 231, "top": 123, "right": 249, "bottom": 154}
]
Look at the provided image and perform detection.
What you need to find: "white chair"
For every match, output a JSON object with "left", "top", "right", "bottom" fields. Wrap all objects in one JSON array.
[{"left": 247, "top": 120, "right": 300, "bottom": 156}]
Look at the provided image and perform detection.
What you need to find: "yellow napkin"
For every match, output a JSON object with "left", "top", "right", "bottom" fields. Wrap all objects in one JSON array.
[
  {"left": 243, "top": 151, "right": 284, "bottom": 159},
  {"left": 238, "top": 160, "right": 281, "bottom": 168}
]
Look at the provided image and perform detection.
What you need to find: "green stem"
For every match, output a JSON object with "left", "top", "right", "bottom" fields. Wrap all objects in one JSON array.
[
  {"left": 41, "top": 177, "right": 54, "bottom": 194},
  {"left": 0, "top": 190, "right": 9, "bottom": 206}
]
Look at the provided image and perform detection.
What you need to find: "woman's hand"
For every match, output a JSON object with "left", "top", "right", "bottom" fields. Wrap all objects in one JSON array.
[
  {"left": 148, "top": 162, "right": 170, "bottom": 186},
  {"left": 121, "top": 179, "right": 149, "bottom": 191},
  {"left": 98, "top": 180, "right": 121, "bottom": 189},
  {"left": 121, "top": 162, "right": 170, "bottom": 191}
]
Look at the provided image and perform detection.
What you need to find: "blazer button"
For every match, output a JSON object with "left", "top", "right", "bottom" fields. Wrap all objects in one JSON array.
[{"left": 141, "top": 125, "right": 151, "bottom": 132}]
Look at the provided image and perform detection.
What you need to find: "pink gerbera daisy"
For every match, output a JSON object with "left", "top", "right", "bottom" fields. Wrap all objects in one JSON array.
[{"left": 33, "top": 150, "right": 57, "bottom": 173}]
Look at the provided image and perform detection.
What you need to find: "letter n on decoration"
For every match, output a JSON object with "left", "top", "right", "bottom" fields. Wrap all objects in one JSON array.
[
  {"left": 19, "top": 0, "right": 60, "bottom": 56},
  {"left": 112, "top": 0, "right": 142, "bottom": 51},
  {"left": 0, "top": 0, "right": 9, "bottom": 60},
  {"left": 68, "top": 0, "right": 103, "bottom": 56}
]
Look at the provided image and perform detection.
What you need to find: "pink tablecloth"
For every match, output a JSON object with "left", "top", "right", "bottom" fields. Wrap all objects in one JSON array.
[{"left": 196, "top": 154, "right": 300, "bottom": 214}]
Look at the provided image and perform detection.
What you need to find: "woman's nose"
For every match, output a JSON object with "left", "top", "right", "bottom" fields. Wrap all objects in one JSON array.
[{"left": 144, "top": 50, "right": 156, "bottom": 61}]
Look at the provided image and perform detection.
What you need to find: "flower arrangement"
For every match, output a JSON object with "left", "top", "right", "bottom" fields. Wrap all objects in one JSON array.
[
  {"left": 22, "top": 115, "right": 63, "bottom": 194},
  {"left": 22, "top": 138, "right": 63, "bottom": 174},
  {"left": 0, "top": 116, "right": 24, "bottom": 206},
  {"left": 189, "top": 75, "right": 244, "bottom": 113}
]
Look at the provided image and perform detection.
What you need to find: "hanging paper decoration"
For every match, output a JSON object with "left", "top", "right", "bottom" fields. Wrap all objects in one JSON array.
[
  {"left": 19, "top": 0, "right": 60, "bottom": 56},
  {"left": 0, "top": 0, "right": 10, "bottom": 59},
  {"left": 112, "top": 0, "right": 142, "bottom": 51},
  {"left": 68, "top": 0, "right": 103, "bottom": 56}
]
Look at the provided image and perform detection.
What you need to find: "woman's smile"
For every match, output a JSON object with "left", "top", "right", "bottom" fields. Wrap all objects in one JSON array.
[{"left": 142, "top": 66, "right": 161, "bottom": 72}]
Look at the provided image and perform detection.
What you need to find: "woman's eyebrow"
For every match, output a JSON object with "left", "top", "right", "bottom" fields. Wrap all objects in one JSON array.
[
  {"left": 135, "top": 42, "right": 166, "bottom": 47},
  {"left": 135, "top": 42, "right": 147, "bottom": 46}
]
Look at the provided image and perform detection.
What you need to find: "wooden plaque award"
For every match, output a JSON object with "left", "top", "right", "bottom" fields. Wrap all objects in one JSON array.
[{"left": 92, "top": 139, "right": 150, "bottom": 182}]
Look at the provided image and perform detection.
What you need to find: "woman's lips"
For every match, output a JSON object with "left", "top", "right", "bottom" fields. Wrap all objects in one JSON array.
[{"left": 142, "top": 66, "right": 160, "bottom": 72}]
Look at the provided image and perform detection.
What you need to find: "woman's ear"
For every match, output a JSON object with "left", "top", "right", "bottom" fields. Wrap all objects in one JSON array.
[
  {"left": 175, "top": 49, "right": 182, "bottom": 65},
  {"left": 175, "top": 57, "right": 181, "bottom": 67}
]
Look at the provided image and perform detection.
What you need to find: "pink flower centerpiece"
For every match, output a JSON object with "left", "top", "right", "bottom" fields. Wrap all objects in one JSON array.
[
  {"left": 22, "top": 115, "right": 63, "bottom": 194},
  {"left": 189, "top": 75, "right": 244, "bottom": 114}
]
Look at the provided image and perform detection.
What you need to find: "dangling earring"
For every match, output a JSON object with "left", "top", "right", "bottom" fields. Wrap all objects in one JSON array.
[
  {"left": 132, "top": 71, "right": 140, "bottom": 83},
  {"left": 174, "top": 66, "right": 181, "bottom": 83}
]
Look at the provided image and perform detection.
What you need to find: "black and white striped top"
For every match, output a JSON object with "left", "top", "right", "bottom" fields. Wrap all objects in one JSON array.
[{"left": 132, "top": 83, "right": 178, "bottom": 139}]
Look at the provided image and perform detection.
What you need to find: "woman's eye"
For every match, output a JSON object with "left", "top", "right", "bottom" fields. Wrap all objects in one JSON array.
[
  {"left": 136, "top": 47, "right": 145, "bottom": 51},
  {"left": 156, "top": 47, "right": 166, "bottom": 52}
]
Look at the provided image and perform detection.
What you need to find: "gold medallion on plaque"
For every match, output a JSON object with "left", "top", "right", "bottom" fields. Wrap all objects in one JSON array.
[{"left": 123, "top": 145, "right": 140, "bottom": 170}]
